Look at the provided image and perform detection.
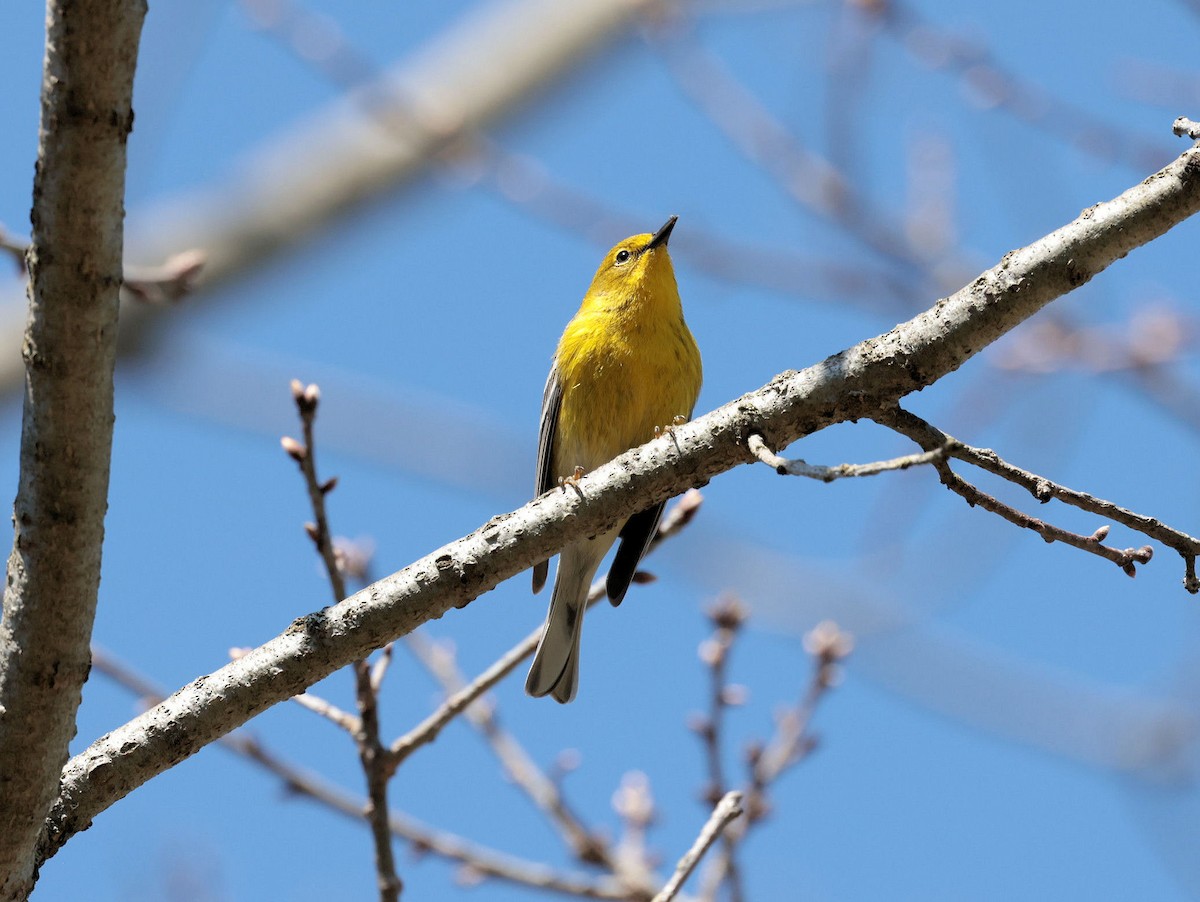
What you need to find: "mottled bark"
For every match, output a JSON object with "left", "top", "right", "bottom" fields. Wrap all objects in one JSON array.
[{"left": 0, "top": 1, "right": 145, "bottom": 897}]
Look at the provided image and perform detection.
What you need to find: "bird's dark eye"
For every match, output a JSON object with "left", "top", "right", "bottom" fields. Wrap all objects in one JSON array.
[{"left": 614, "top": 249, "right": 632, "bottom": 265}]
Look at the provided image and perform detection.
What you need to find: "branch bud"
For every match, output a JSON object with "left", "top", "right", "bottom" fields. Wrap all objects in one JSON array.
[{"left": 280, "top": 435, "right": 306, "bottom": 462}]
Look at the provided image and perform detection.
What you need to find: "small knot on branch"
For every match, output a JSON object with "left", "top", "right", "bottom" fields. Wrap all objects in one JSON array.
[
  {"left": 1119, "top": 545, "right": 1154, "bottom": 578},
  {"left": 1173, "top": 116, "right": 1200, "bottom": 141}
]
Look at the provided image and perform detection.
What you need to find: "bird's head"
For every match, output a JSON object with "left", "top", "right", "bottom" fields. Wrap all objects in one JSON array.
[{"left": 585, "top": 216, "right": 680, "bottom": 304}]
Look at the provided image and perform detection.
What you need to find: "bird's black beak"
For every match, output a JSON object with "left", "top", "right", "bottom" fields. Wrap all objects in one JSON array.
[{"left": 644, "top": 215, "right": 678, "bottom": 251}]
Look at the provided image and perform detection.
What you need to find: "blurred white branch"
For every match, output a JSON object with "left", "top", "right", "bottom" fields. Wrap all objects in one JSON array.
[{"left": 0, "top": 0, "right": 673, "bottom": 395}]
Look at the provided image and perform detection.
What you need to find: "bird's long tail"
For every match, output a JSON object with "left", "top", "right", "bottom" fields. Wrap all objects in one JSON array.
[{"left": 526, "top": 538, "right": 611, "bottom": 703}]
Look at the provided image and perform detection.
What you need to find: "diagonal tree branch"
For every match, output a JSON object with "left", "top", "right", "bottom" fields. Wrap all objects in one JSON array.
[
  {"left": 36, "top": 135, "right": 1200, "bottom": 869},
  {"left": 0, "top": 0, "right": 146, "bottom": 895}
]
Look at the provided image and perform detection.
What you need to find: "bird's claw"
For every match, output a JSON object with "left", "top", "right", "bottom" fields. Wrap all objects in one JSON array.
[
  {"left": 559, "top": 466, "right": 586, "bottom": 496},
  {"left": 654, "top": 415, "right": 689, "bottom": 441}
]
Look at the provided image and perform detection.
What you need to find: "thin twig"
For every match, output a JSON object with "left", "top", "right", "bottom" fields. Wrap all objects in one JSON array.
[
  {"left": 284, "top": 380, "right": 401, "bottom": 901},
  {"left": 878, "top": 407, "right": 1200, "bottom": 591},
  {"left": 747, "top": 432, "right": 948, "bottom": 480},
  {"left": 402, "top": 632, "right": 618, "bottom": 872},
  {"left": 693, "top": 596, "right": 748, "bottom": 902},
  {"left": 283, "top": 381, "right": 345, "bottom": 603},
  {"left": 370, "top": 643, "right": 394, "bottom": 694},
  {"left": 652, "top": 791, "right": 743, "bottom": 902},
  {"left": 0, "top": 226, "right": 27, "bottom": 274},
  {"left": 609, "top": 771, "right": 659, "bottom": 895},
  {"left": 386, "top": 624, "right": 544, "bottom": 768},
  {"left": 291, "top": 692, "right": 362, "bottom": 734},
  {"left": 750, "top": 622, "right": 853, "bottom": 799},
  {"left": 120, "top": 249, "right": 206, "bottom": 304},
  {"left": 245, "top": 734, "right": 632, "bottom": 900},
  {"left": 0, "top": 229, "right": 203, "bottom": 302},
  {"left": 697, "top": 622, "right": 852, "bottom": 899}
]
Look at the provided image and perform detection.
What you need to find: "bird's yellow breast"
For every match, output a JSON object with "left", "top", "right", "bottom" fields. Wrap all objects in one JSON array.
[{"left": 552, "top": 291, "right": 702, "bottom": 478}]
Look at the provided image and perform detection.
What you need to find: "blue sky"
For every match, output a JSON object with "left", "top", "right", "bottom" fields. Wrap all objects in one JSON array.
[{"left": 4, "top": 0, "right": 1200, "bottom": 899}]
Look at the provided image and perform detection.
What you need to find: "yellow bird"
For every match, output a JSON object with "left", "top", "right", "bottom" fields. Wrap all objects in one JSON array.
[{"left": 526, "top": 216, "right": 703, "bottom": 703}]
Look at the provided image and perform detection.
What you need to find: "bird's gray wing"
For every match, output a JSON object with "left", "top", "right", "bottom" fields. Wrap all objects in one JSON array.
[{"left": 532, "top": 363, "right": 562, "bottom": 594}]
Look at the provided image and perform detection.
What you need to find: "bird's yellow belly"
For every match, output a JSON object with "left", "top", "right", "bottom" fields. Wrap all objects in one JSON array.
[{"left": 553, "top": 333, "right": 699, "bottom": 479}]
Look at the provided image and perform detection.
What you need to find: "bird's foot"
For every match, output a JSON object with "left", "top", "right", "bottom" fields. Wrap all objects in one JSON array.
[
  {"left": 559, "top": 466, "right": 586, "bottom": 497},
  {"left": 654, "top": 414, "right": 689, "bottom": 438}
]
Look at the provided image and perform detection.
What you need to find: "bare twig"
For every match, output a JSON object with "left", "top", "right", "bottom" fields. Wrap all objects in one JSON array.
[
  {"left": 698, "top": 622, "right": 852, "bottom": 899},
  {"left": 401, "top": 632, "right": 618, "bottom": 872},
  {"left": 877, "top": 407, "right": 1200, "bottom": 591},
  {"left": 750, "top": 622, "right": 854, "bottom": 792},
  {"left": 284, "top": 379, "right": 401, "bottom": 901},
  {"left": 245, "top": 735, "right": 635, "bottom": 900},
  {"left": 370, "top": 643, "right": 395, "bottom": 694},
  {"left": 692, "top": 596, "right": 748, "bottom": 902},
  {"left": 610, "top": 771, "right": 659, "bottom": 894},
  {"left": 0, "top": 226, "right": 27, "bottom": 274},
  {"left": 0, "top": 229, "right": 204, "bottom": 304},
  {"left": 283, "top": 380, "right": 346, "bottom": 602},
  {"left": 386, "top": 624, "right": 544, "bottom": 767},
  {"left": 350, "top": 667, "right": 398, "bottom": 896},
  {"left": 120, "top": 249, "right": 206, "bottom": 304},
  {"left": 652, "top": 791, "right": 743, "bottom": 902},
  {"left": 747, "top": 432, "right": 948, "bottom": 480},
  {"left": 291, "top": 691, "right": 363, "bottom": 734}
]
